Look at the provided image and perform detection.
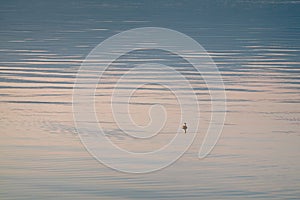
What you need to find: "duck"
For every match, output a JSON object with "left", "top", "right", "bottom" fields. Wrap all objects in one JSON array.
[{"left": 182, "top": 122, "right": 187, "bottom": 133}]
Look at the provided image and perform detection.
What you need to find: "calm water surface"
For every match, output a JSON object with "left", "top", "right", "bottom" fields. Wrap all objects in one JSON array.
[{"left": 1, "top": 1, "right": 300, "bottom": 199}]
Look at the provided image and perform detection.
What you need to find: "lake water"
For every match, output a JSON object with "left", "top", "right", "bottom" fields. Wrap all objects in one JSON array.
[{"left": 1, "top": 1, "right": 300, "bottom": 199}]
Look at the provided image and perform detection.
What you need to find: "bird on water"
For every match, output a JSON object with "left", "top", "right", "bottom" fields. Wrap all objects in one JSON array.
[{"left": 182, "top": 122, "right": 187, "bottom": 133}]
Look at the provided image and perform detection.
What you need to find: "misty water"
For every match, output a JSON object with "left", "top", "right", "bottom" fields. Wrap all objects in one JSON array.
[{"left": 1, "top": 1, "right": 300, "bottom": 199}]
